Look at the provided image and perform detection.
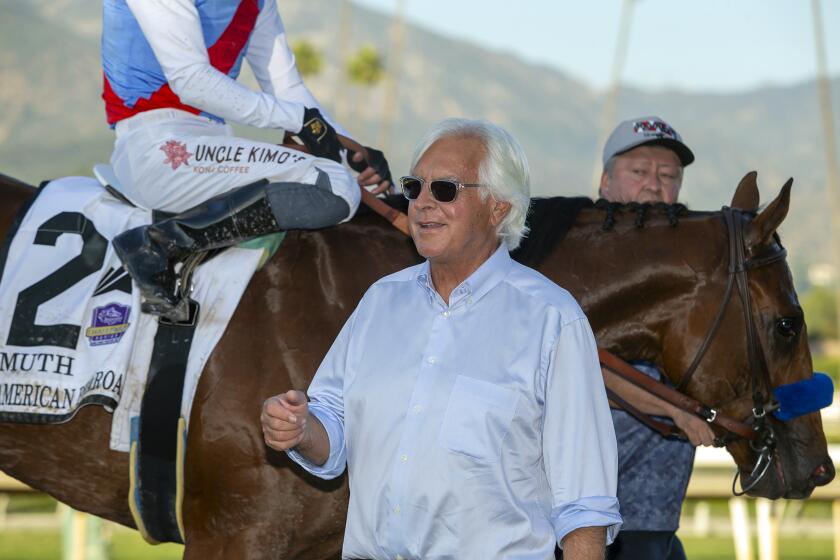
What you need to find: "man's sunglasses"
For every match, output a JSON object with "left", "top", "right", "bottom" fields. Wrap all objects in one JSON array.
[{"left": 399, "top": 175, "right": 483, "bottom": 203}]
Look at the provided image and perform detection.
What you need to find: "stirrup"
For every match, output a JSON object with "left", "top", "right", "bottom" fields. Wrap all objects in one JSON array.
[
  {"left": 142, "top": 297, "right": 199, "bottom": 325},
  {"left": 141, "top": 299, "right": 187, "bottom": 323},
  {"left": 139, "top": 252, "right": 207, "bottom": 323}
]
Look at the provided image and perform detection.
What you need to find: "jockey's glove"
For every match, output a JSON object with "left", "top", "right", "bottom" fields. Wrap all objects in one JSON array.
[
  {"left": 298, "top": 107, "right": 342, "bottom": 163},
  {"left": 349, "top": 146, "right": 393, "bottom": 185}
]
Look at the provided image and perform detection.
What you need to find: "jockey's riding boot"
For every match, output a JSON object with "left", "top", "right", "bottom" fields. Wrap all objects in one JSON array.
[{"left": 112, "top": 179, "right": 279, "bottom": 320}]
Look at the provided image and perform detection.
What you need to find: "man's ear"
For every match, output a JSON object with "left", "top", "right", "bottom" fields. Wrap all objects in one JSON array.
[
  {"left": 599, "top": 171, "right": 610, "bottom": 199},
  {"left": 491, "top": 200, "right": 512, "bottom": 226}
]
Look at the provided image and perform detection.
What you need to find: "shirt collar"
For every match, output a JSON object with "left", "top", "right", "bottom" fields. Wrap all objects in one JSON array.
[{"left": 415, "top": 244, "right": 513, "bottom": 308}]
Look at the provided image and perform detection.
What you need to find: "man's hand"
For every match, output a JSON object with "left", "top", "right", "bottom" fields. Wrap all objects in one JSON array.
[
  {"left": 671, "top": 407, "right": 716, "bottom": 447},
  {"left": 348, "top": 146, "right": 393, "bottom": 194},
  {"left": 603, "top": 367, "right": 715, "bottom": 447},
  {"left": 261, "top": 390, "right": 312, "bottom": 451},
  {"left": 297, "top": 108, "right": 342, "bottom": 162}
]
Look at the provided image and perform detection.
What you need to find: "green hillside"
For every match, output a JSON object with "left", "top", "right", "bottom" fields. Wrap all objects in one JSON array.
[{"left": 1, "top": 0, "right": 839, "bottom": 284}]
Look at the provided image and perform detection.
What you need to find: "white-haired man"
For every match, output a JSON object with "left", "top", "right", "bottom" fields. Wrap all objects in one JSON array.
[
  {"left": 261, "top": 118, "right": 621, "bottom": 559},
  {"left": 598, "top": 116, "right": 715, "bottom": 560}
]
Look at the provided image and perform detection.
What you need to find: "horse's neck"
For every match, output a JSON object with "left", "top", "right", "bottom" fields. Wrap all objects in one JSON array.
[{"left": 548, "top": 210, "right": 727, "bottom": 369}]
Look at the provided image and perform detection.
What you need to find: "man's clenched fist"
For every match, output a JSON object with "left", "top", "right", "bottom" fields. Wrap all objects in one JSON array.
[{"left": 261, "top": 390, "right": 311, "bottom": 451}]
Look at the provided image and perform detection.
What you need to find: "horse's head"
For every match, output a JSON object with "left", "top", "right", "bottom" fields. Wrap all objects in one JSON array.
[
  {"left": 516, "top": 181, "right": 834, "bottom": 499},
  {"left": 658, "top": 172, "right": 834, "bottom": 498}
]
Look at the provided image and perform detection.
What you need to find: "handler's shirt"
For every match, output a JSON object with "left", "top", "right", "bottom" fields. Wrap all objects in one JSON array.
[
  {"left": 611, "top": 363, "right": 695, "bottom": 532},
  {"left": 288, "top": 245, "right": 621, "bottom": 559}
]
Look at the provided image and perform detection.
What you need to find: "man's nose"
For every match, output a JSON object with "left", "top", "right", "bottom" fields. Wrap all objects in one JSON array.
[
  {"left": 414, "top": 181, "right": 437, "bottom": 208},
  {"left": 643, "top": 175, "right": 664, "bottom": 195}
]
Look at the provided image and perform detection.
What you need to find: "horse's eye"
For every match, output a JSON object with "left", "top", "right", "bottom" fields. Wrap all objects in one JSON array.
[{"left": 776, "top": 317, "right": 799, "bottom": 338}]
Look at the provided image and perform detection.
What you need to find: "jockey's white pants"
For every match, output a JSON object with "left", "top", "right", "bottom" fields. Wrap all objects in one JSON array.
[{"left": 110, "top": 108, "right": 360, "bottom": 218}]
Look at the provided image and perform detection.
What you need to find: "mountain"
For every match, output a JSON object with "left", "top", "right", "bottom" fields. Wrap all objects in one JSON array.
[{"left": 1, "top": 0, "right": 839, "bottom": 286}]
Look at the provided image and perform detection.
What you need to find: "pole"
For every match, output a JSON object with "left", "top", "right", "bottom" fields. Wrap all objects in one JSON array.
[
  {"left": 334, "top": 0, "right": 353, "bottom": 123},
  {"left": 729, "top": 496, "right": 754, "bottom": 560},
  {"left": 811, "top": 0, "right": 840, "bottom": 338},
  {"left": 591, "top": 0, "right": 636, "bottom": 195},
  {"left": 378, "top": 0, "right": 408, "bottom": 150}
]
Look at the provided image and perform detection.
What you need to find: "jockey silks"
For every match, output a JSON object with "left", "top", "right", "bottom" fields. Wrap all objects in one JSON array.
[
  {"left": 100, "top": 0, "right": 358, "bottom": 215},
  {"left": 101, "top": 0, "right": 349, "bottom": 136},
  {"left": 103, "top": 0, "right": 259, "bottom": 125}
]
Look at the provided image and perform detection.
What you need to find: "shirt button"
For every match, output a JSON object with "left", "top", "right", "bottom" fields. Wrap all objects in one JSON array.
[
  {"left": 394, "top": 505, "right": 401, "bottom": 514},
  {"left": 442, "top": 310, "right": 450, "bottom": 318},
  {"left": 400, "top": 454, "right": 408, "bottom": 462},
  {"left": 426, "top": 356, "right": 437, "bottom": 364},
  {"left": 397, "top": 555, "right": 405, "bottom": 560},
  {"left": 466, "top": 297, "right": 473, "bottom": 305},
  {"left": 412, "top": 405, "right": 422, "bottom": 414}
]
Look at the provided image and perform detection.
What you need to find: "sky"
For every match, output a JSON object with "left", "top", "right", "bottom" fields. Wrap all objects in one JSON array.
[{"left": 354, "top": 0, "right": 840, "bottom": 93}]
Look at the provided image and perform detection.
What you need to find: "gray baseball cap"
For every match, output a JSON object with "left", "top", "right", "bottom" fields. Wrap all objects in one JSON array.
[{"left": 602, "top": 116, "right": 694, "bottom": 167}]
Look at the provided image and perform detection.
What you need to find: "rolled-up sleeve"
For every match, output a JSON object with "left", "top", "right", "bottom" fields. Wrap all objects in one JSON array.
[
  {"left": 543, "top": 316, "right": 622, "bottom": 548},
  {"left": 286, "top": 310, "right": 357, "bottom": 479}
]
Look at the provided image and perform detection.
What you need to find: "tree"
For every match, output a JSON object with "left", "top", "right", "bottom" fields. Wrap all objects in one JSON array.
[
  {"left": 346, "top": 44, "right": 385, "bottom": 86},
  {"left": 344, "top": 45, "right": 385, "bottom": 132},
  {"left": 291, "top": 39, "right": 323, "bottom": 78}
]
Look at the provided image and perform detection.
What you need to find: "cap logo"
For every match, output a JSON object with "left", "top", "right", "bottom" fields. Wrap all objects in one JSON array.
[{"left": 633, "top": 120, "right": 677, "bottom": 139}]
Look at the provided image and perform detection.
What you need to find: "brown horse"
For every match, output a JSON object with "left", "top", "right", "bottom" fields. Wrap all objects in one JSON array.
[{"left": 0, "top": 172, "right": 833, "bottom": 559}]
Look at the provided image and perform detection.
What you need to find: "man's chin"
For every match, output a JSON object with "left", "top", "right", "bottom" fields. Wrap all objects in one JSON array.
[
  {"left": 416, "top": 246, "right": 444, "bottom": 261},
  {"left": 635, "top": 196, "right": 665, "bottom": 205}
]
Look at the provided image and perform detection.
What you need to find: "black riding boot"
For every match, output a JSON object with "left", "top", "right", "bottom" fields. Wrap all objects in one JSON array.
[{"left": 112, "top": 179, "right": 279, "bottom": 320}]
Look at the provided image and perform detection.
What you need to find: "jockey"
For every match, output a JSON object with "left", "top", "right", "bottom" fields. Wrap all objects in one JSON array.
[{"left": 101, "top": 0, "right": 391, "bottom": 319}]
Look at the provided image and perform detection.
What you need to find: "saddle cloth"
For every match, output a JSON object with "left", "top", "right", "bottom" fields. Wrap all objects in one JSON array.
[{"left": 0, "top": 176, "right": 265, "bottom": 452}]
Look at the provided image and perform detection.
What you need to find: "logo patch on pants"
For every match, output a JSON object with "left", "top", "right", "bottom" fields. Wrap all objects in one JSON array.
[{"left": 160, "top": 140, "right": 193, "bottom": 170}]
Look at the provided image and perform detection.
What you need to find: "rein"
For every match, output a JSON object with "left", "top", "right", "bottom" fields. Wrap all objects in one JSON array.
[
  {"left": 599, "top": 350, "right": 757, "bottom": 442},
  {"left": 336, "top": 135, "right": 409, "bottom": 235},
  {"left": 359, "top": 188, "right": 409, "bottom": 235}
]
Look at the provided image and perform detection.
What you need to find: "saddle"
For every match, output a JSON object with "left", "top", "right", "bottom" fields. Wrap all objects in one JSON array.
[
  {"left": 93, "top": 164, "right": 285, "bottom": 319},
  {"left": 0, "top": 172, "right": 286, "bottom": 543}
]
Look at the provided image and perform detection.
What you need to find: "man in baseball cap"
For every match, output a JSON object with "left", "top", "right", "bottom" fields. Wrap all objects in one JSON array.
[
  {"left": 599, "top": 116, "right": 694, "bottom": 205},
  {"left": 590, "top": 116, "right": 711, "bottom": 560}
]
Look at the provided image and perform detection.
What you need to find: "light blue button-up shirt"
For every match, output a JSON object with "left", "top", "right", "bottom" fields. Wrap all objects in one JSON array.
[{"left": 289, "top": 245, "right": 621, "bottom": 559}]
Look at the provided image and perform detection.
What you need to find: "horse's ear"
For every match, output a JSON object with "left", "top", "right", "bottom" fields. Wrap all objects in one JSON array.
[
  {"left": 731, "top": 171, "right": 760, "bottom": 211},
  {"left": 748, "top": 178, "right": 793, "bottom": 247}
]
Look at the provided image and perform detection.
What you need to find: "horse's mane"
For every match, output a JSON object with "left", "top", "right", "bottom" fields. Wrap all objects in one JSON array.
[
  {"left": 365, "top": 194, "right": 696, "bottom": 269},
  {"left": 593, "top": 199, "right": 690, "bottom": 231},
  {"left": 512, "top": 198, "right": 692, "bottom": 268},
  {"left": 511, "top": 197, "right": 594, "bottom": 267}
]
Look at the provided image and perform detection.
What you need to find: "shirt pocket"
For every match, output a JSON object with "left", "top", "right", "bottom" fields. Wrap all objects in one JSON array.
[{"left": 439, "top": 375, "right": 519, "bottom": 463}]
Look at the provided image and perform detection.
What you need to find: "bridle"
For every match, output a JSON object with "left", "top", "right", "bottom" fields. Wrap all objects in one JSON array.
[
  {"left": 603, "top": 205, "right": 788, "bottom": 495},
  {"left": 683, "top": 207, "right": 788, "bottom": 493}
]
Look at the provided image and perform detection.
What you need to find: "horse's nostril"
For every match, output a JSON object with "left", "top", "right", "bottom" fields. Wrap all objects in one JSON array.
[{"left": 811, "top": 462, "right": 836, "bottom": 486}]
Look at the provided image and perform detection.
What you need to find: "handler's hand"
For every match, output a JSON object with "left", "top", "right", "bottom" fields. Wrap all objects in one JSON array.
[
  {"left": 672, "top": 408, "right": 716, "bottom": 447},
  {"left": 261, "top": 390, "right": 311, "bottom": 451},
  {"left": 349, "top": 147, "right": 392, "bottom": 194}
]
